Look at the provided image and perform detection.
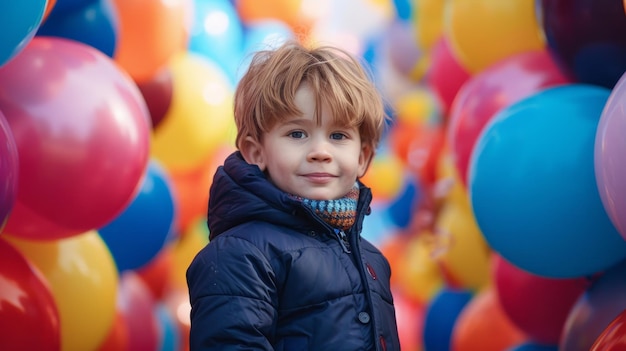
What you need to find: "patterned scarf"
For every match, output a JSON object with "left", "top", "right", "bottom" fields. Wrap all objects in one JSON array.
[{"left": 292, "top": 183, "right": 360, "bottom": 231}]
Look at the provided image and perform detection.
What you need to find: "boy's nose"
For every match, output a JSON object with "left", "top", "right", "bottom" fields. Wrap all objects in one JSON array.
[{"left": 307, "top": 139, "right": 332, "bottom": 162}]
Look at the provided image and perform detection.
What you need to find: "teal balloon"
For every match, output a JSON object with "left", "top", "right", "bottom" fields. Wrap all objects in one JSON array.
[
  {"left": 188, "top": 0, "right": 244, "bottom": 84},
  {"left": 0, "top": 1, "right": 46, "bottom": 66},
  {"left": 469, "top": 84, "right": 626, "bottom": 278},
  {"left": 156, "top": 304, "right": 180, "bottom": 351}
]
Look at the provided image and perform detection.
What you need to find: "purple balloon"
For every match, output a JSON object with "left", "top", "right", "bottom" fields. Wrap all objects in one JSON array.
[
  {"left": 595, "top": 72, "right": 626, "bottom": 240},
  {"left": 560, "top": 260, "right": 626, "bottom": 351},
  {"left": 537, "top": 0, "right": 626, "bottom": 89},
  {"left": 0, "top": 110, "right": 19, "bottom": 231}
]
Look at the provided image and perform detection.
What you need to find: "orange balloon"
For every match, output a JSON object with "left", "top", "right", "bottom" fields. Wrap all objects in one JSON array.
[
  {"left": 43, "top": 0, "right": 57, "bottom": 21},
  {"left": 113, "top": 0, "right": 190, "bottom": 82},
  {"left": 236, "top": 0, "right": 313, "bottom": 36},
  {"left": 169, "top": 144, "right": 234, "bottom": 232},
  {"left": 451, "top": 288, "right": 527, "bottom": 351}
]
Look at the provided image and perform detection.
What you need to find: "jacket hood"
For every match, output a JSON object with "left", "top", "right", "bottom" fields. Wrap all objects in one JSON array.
[{"left": 207, "top": 152, "right": 372, "bottom": 241}]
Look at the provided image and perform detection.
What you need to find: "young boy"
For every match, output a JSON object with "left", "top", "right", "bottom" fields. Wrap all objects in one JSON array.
[{"left": 186, "top": 40, "right": 400, "bottom": 351}]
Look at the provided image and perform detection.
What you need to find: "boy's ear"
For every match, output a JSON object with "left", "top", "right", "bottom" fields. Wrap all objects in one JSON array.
[
  {"left": 240, "top": 136, "right": 267, "bottom": 171},
  {"left": 357, "top": 144, "right": 374, "bottom": 178}
]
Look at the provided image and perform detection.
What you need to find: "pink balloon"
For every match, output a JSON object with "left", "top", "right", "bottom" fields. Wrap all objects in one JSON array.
[
  {"left": 427, "top": 38, "right": 471, "bottom": 116},
  {"left": 493, "top": 255, "right": 589, "bottom": 345},
  {"left": 447, "top": 50, "right": 571, "bottom": 186},
  {"left": 595, "top": 72, "right": 626, "bottom": 240},
  {"left": 0, "top": 110, "right": 18, "bottom": 231},
  {"left": 0, "top": 37, "right": 151, "bottom": 240},
  {"left": 118, "top": 272, "right": 160, "bottom": 351}
]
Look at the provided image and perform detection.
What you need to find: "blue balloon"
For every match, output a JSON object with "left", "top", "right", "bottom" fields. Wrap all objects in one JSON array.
[
  {"left": 188, "top": 0, "right": 244, "bottom": 84},
  {"left": 50, "top": 0, "right": 95, "bottom": 15},
  {"left": 99, "top": 160, "right": 176, "bottom": 271},
  {"left": 507, "top": 343, "right": 558, "bottom": 351},
  {"left": 386, "top": 174, "right": 420, "bottom": 229},
  {"left": 361, "top": 202, "right": 397, "bottom": 245},
  {"left": 37, "top": 0, "right": 118, "bottom": 57},
  {"left": 469, "top": 84, "right": 626, "bottom": 278},
  {"left": 423, "top": 287, "right": 473, "bottom": 351},
  {"left": 0, "top": 1, "right": 47, "bottom": 66}
]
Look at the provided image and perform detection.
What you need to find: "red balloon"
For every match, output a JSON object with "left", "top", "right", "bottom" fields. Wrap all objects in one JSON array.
[
  {"left": 493, "top": 255, "right": 589, "bottom": 344},
  {"left": 0, "top": 238, "right": 60, "bottom": 350},
  {"left": 591, "top": 309, "right": 626, "bottom": 350},
  {"left": 136, "top": 66, "right": 173, "bottom": 130},
  {"left": 447, "top": 49, "right": 570, "bottom": 186},
  {"left": 0, "top": 110, "right": 18, "bottom": 230},
  {"left": 0, "top": 37, "right": 151, "bottom": 240},
  {"left": 136, "top": 246, "right": 173, "bottom": 300},
  {"left": 427, "top": 38, "right": 471, "bottom": 116},
  {"left": 97, "top": 309, "right": 129, "bottom": 351}
]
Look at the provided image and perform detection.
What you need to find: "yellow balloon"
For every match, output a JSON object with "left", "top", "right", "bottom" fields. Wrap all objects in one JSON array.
[
  {"left": 394, "top": 88, "right": 438, "bottom": 126},
  {"left": 446, "top": 0, "right": 545, "bottom": 73},
  {"left": 6, "top": 231, "right": 118, "bottom": 351},
  {"left": 151, "top": 53, "right": 236, "bottom": 172},
  {"left": 393, "top": 233, "right": 445, "bottom": 303},
  {"left": 360, "top": 153, "right": 405, "bottom": 202},
  {"left": 434, "top": 202, "right": 491, "bottom": 291},
  {"left": 169, "top": 217, "right": 209, "bottom": 290},
  {"left": 414, "top": 0, "right": 446, "bottom": 51},
  {"left": 434, "top": 145, "right": 470, "bottom": 209}
]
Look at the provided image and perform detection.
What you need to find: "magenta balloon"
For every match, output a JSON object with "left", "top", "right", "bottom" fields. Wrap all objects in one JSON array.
[
  {"left": 494, "top": 255, "right": 589, "bottom": 345},
  {"left": 0, "top": 110, "right": 19, "bottom": 231},
  {"left": 595, "top": 72, "right": 626, "bottom": 240},
  {"left": 0, "top": 37, "right": 151, "bottom": 240}
]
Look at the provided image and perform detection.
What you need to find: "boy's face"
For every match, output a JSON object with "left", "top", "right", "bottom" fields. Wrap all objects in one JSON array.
[{"left": 242, "top": 85, "right": 371, "bottom": 200}]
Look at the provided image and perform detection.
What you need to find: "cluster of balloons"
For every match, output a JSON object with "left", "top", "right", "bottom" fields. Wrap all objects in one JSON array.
[
  {"left": 1, "top": 0, "right": 393, "bottom": 349},
  {"left": 366, "top": 0, "right": 626, "bottom": 350},
  {"left": 1, "top": 0, "right": 625, "bottom": 351}
]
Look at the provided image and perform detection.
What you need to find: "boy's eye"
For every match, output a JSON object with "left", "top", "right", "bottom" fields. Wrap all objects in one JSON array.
[
  {"left": 289, "top": 131, "right": 306, "bottom": 139},
  {"left": 330, "top": 132, "right": 347, "bottom": 140}
]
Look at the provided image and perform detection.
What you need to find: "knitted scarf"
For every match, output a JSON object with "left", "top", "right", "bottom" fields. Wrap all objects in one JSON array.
[{"left": 291, "top": 184, "right": 360, "bottom": 231}]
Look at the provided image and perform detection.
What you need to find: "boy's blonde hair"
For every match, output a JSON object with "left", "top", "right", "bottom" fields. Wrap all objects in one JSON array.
[{"left": 234, "top": 40, "right": 387, "bottom": 158}]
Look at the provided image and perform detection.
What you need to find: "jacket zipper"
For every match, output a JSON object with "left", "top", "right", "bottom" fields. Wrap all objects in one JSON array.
[{"left": 334, "top": 229, "right": 351, "bottom": 253}]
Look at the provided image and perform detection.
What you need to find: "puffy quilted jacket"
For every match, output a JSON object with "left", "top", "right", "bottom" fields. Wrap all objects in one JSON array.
[{"left": 187, "top": 152, "right": 400, "bottom": 351}]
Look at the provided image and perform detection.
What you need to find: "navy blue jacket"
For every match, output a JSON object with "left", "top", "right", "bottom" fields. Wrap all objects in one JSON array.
[{"left": 187, "top": 152, "right": 400, "bottom": 351}]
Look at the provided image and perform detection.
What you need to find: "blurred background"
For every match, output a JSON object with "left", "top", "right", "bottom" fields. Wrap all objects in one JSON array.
[{"left": 0, "top": 0, "right": 626, "bottom": 350}]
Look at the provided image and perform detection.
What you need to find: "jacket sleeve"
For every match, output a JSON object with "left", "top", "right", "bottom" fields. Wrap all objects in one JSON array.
[{"left": 186, "top": 235, "right": 278, "bottom": 350}]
